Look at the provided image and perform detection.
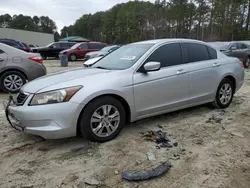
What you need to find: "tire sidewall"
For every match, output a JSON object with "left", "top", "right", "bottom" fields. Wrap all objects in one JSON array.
[
  {"left": 70, "top": 54, "right": 77, "bottom": 61},
  {"left": 244, "top": 58, "right": 250, "bottom": 68},
  {"left": 215, "top": 78, "right": 234, "bottom": 108},
  {"left": 79, "top": 96, "right": 126, "bottom": 142},
  {"left": 0, "top": 71, "right": 26, "bottom": 93}
]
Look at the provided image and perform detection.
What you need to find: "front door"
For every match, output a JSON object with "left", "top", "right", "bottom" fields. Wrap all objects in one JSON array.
[{"left": 133, "top": 43, "right": 189, "bottom": 118}]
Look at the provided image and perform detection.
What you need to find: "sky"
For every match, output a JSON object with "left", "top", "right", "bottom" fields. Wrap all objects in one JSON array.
[{"left": 0, "top": 0, "right": 154, "bottom": 32}]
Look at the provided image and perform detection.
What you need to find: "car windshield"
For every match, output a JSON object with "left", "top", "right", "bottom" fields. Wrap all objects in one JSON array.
[
  {"left": 92, "top": 43, "right": 153, "bottom": 70},
  {"left": 208, "top": 42, "right": 229, "bottom": 51},
  {"left": 70, "top": 43, "right": 81, "bottom": 49},
  {"left": 100, "top": 46, "right": 117, "bottom": 52}
]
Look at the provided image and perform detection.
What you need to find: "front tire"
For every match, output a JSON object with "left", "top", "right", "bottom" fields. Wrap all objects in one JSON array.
[
  {"left": 69, "top": 54, "right": 77, "bottom": 61},
  {"left": 78, "top": 96, "right": 126, "bottom": 142},
  {"left": 212, "top": 78, "right": 234, "bottom": 109},
  {"left": 0, "top": 71, "right": 26, "bottom": 93}
]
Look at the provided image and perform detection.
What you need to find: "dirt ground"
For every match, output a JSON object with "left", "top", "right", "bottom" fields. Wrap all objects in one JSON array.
[{"left": 0, "top": 60, "right": 250, "bottom": 188}]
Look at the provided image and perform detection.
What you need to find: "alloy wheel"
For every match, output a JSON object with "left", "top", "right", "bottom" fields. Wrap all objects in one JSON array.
[
  {"left": 219, "top": 83, "right": 232, "bottom": 105},
  {"left": 90, "top": 105, "right": 120, "bottom": 138},
  {"left": 4, "top": 74, "right": 23, "bottom": 92}
]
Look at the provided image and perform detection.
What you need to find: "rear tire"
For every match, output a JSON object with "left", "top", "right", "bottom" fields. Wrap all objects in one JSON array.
[
  {"left": 244, "top": 58, "right": 250, "bottom": 68},
  {"left": 78, "top": 96, "right": 126, "bottom": 142},
  {"left": 212, "top": 78, "right": 234, "bottom": 109},
  {"left": 0, "top": 71, "right": 26, "bottom": 93},
  {"left": 69, "top": 54, "right": 77, "bottom": 61}
]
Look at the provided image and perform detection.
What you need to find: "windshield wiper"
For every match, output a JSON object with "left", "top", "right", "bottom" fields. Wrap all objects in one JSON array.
[{"left": 95, "top": 66, "right": 110, "bottom": 70}]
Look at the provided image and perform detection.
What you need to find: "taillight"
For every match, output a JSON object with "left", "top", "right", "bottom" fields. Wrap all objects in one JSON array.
[
  {"left": 28, "top": 47, "right": 31, "bottom": 52},
  {"left": 29, "top": 56, "right": 43, "bottom": 64}
]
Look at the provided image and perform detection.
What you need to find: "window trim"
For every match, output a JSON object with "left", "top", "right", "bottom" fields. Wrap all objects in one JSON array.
[{"left": 136, "top": 42, "right": 184, "bottom": 73}]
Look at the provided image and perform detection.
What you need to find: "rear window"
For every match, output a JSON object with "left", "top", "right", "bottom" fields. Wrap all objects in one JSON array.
[
  {"left": 182, "top": 43, "right": 210, "bottom": 63},
  {"left": 206, "top": 46, "right": 217, "bottom": 59}
]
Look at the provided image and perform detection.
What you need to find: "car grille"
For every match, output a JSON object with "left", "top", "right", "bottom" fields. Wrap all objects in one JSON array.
[{"left": 16, "top": 92, "right": 29, "bottom": 106}]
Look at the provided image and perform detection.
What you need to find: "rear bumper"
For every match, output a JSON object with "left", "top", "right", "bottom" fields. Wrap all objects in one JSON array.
[{"left": 27, "top": 64, "right": 47, "bottom": 81}]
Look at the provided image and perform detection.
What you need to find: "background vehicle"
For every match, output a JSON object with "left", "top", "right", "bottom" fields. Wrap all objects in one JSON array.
[
  {"left": 32, "top": 42, "right": 76, "bottom": 59},
  {"left": 83, "top": 56, "right": 102, "bottom": 67},
  {"left": 84, "top": 45, "right": 120, "bottom": 60},
  {"left": 5, "top": 39, "right": 244, "bottom": 142},
  {"left": 0, "top": 43, "right": 46, "bottom": 93},
  {"left": 20, "top": 42, "right": 32, "bottom": 52},
  {"left": 0, "top": 38, "right": 28, "bottom": 52},
  {"left": 60, "top": 41, "right": 107, "bottom": 61},
  {"left": 208, "top": 41, "right": 250, "bottom": 68}
]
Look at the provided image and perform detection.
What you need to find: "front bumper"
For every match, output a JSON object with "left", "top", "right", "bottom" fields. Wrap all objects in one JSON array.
[{"left": 3, "top": 94, "right": 83, "bottom": 139}]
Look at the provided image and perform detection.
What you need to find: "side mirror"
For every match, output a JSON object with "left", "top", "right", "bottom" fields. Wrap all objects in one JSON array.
[
  {"left": 231, "top": 46, "right": 237, "bottom": 51},
  {"left": 77, "top": 47, "right": 81, "bottom": 50},
  {"left": 143, "top": 61, "right": 161, "bottom": 72}
]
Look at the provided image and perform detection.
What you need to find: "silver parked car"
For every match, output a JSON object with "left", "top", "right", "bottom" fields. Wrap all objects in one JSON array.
[
  {"left": 3, "top": 39, "right": 244, "bottom": 142},
  {"left": 84, "top": 45, "right": 120, "bottom": 60},
  {"left": 0, "top": 43, "right": 46, "bottom": 93}
]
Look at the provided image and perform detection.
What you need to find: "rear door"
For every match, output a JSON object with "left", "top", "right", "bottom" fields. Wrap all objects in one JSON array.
[
  {"left": 133, "top": 42, "right": 190, "bottom": 117},
  {"left": 182, "top": 42, "right": 220, "bottom": 104}
]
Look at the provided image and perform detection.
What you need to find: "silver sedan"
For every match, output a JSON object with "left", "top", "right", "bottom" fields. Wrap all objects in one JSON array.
[
  {"left": 4, "top": 39, "right": 244, "bottom": 142},
  {"left": 0, "top": 43, "right": 46, "bottom": 93}
]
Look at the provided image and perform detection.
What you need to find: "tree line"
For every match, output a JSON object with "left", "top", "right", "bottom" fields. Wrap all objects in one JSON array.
[
  {"left": 0, "top": 14, "right": 57, "bottom": 34},
  {"left": 61, "top": 0, "right": 250, "bottom": 44},
  {"left": 2, "top": 0, "right": 250, "bottom": 44}
]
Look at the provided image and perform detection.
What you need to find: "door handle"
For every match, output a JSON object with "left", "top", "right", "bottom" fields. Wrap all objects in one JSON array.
[
  {"left": 213, "top": 62, "right": 221, "bottom": 67},
  {"left": 176, "top": 69, "right": 187, "bottom": 75},
  {"left": 0, "top": 58, "right": 4, "bottom": 62}
]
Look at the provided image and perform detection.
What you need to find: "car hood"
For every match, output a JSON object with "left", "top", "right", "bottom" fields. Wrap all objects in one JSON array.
[{"left": 22, "top": 68, "right": 111, "bottom": 93}]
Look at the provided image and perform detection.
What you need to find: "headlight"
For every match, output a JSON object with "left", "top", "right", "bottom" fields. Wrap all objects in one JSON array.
[{"left": 30, "top": 86, "right": 82, "bottom": 105}]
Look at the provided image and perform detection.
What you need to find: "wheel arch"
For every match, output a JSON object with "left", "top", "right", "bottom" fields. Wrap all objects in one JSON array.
[
  {"left": 222, "top": 75, "right": 236, "bottom": 93},
  {"left": 0, "top": 68, "right": 28, "bottom": 80},
  {"left": 76, "top": 93, "right": 131, "bottom": 135}
]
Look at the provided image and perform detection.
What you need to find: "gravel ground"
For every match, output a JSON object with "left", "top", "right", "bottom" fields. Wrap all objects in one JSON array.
[{"left": 0, "top": 60, "right": 250, "bottom": 188}]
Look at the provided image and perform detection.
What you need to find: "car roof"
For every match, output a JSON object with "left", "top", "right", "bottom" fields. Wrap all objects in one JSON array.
[{"left": 132, "top": 38, "right": 208, "bottom": 45}]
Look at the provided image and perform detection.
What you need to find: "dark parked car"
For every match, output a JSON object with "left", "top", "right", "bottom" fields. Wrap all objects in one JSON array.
[
  {"left": 59, "top": 42, "right": 107, "bottom": 61},
  {"left": 0, "top": 39, "right": 28, "bottom": 52},
  {"left": 32, "top": 42, "right": 76, "bottom": 59},
  {"left": 208, "top": 42, "right": 250, "bottom": 68}
]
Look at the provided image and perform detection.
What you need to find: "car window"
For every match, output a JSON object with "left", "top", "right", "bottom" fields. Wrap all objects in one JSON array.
[
  {"left": 206, "top": 46, "right": 217, "bottom": 59},
  {"left": 230, "top": 43, "right": 238, "bottom": 49},
  {"left": 79, "top": 43, "right": 87, "bottom": 49},
  {"left": 0, "top": 49, "right": 4, "bottom": 54},
  {"left": 182, "top": 43, "right": 210, "bottom": 63},
  {"left": 69, "top": 43, "right": 76, "bottom": 47},
  {"left": 145, "top": 43, "right": 183, "bottom": 67},
  {"left": 88, "top": 43, "right": 106, "bottom": 49},
  {"left": 51, "top": 43, "right": 60, "bottom": 48},
  {"left": 238, "top": 43, "right": 248, "bottom": 49},
  {"left": 60, "top": 43, "right": 70, "bottom": 48}
]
